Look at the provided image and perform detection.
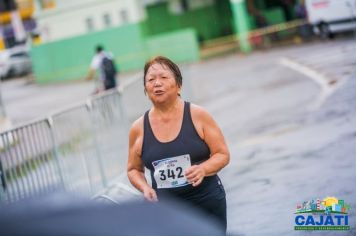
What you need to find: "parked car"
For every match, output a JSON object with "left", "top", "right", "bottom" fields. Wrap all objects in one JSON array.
[
  {"left": 0, "top": 45, "right": 32, "bottom": 79},
  {"left": 306, "top": 0, "right": 356, "bottom": 38}
]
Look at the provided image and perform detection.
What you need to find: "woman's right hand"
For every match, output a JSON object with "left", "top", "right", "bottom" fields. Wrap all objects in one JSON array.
[{"left": 143, "top": 186, "right": 158, "bottom": 202}]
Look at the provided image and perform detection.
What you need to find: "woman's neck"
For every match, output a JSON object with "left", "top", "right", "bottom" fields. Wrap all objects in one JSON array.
[{"left": 152, "top": 98, "right": 183, "bottom": 117}]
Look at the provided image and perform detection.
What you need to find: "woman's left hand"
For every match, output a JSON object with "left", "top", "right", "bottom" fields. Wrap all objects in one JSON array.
[{"left": 185, "top": 165, "right": 206, "bottom": 187}]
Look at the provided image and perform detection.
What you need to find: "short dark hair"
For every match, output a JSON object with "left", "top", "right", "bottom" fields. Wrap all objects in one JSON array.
[
  {"left": 96, "top": 45, "right": 103, "bottom": 53},
  {"left": 143, "top": 56, "right": 182, "bottom": 88}
]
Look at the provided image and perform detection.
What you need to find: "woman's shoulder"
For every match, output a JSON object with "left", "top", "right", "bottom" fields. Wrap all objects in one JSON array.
[
  {"left": 189, "top": 103, "right": 212, "bottom": 120},
  {"left": 129, "top": 115, "right": 144, "bottom": 137}
]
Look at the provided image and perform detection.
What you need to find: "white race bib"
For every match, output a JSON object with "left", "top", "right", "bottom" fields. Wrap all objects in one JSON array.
[{"left": 152, "top": 154, "right": 191, "bottom": 189}]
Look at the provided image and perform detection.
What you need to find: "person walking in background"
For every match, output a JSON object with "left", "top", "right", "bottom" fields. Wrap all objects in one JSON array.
[
  {"left": 294, "top": 0, "right": 312, "bottom": 40},
  {"left": 86, "top": 45, "right": 118, "bottom": 94},
  {"left": 127, "top": 56, "right": 230, "bottom": 233}
]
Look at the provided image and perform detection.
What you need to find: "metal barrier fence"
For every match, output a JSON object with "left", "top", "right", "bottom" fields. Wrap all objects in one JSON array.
[
  {"left": 0, "top": 119, "right": 63, "bottom": 202},
  {"left": 0, "top": 90, "right": 128, "bottom": 203}
]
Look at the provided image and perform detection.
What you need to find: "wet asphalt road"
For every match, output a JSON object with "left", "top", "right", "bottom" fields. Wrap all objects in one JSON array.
[
  {"left": 1, "top": 38, "right": 356, "bottom": 235},
  {"left": 94, "top": 38, "right": 356, "bottom": 236},
  {"left": 189, "top": 39, "right": 356, "bottom": 236}
]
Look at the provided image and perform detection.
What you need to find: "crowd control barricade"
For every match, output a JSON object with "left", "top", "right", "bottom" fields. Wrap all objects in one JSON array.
[
  {"left": 0, "top": 89, "right": 129, "bottom": 203},
  {"left": 0, "top": 71, "right": 193, "bottom": 203},
  {"left": 0, "top": 119, "right": 64, "bottom": 202},
  {"left": 89, "top": 90, "right": 128, "bottom": 184}
]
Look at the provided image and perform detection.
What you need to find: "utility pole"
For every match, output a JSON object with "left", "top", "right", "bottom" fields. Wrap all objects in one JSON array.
[{"left": 230, "top": 0, "right": 252, "bottom": 53}]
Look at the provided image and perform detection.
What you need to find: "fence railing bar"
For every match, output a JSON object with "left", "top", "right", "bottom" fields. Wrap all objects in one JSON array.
[
  {"left": 27, "top": 124, "right": 45, "bottom": 195},
  {"left": 32, "top": 123, "right": 50, "bottom": 193},
  {"left": 39, "top": 121, "right": 57, "bottom": 191},
  {"left": 15, "top": 129, "right": 36, "bottom": 198},
  {"left": 51, "top": 117, "right": 74, "bottom": 192},
  {"left": 46, "top": 117, "right": 66, "bottom": 191},
  {"left": 3, "top": 132, "right": 20, "bottom": 202},
  {"left": 86, "top": 100, "right": 107, "bottom": 189},
  {"left": 1, "top": 134, "right": 11, "bottom": 202},
  {"left": 12, "top": 129, "right": 30, "bottom": 199}
]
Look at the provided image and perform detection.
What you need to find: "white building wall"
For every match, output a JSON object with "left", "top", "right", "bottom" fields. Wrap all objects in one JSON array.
[{"left": 35, "top": 0, "right": 144, "bottom": 43}]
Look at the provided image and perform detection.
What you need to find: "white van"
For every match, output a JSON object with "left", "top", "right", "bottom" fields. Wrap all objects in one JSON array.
[{"left": 305, "top": 0, "right": 356, "bottom": 38}]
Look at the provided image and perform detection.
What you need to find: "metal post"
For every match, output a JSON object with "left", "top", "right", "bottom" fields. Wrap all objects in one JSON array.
[
  {"left": 86, "top": 99, "right": 108, "bottom": 188},
  {"left": 1, "top": 133, "right": 15, "bottom": 202},
  {"left": 37, "top": 121, "right": 57, "bottom": 192},
  {"left": 116, "top": 90, "right": 129, "bottom": 127},
  {"left": 14, "top": 128, "right": 35, "bottom": 197},
  {"left": 11, "top": 129, "right": 30, "bottom": 199},
  {"left": 0, "top": 156, "right": 6, "bottom": 202},
  {"left": 230, "top": 0, "right": 252, "bottom": 53},
  {"left": 0, "top": 74, "right": 8, "bottom": 199},
  {"left": 19, "top": 126, "right": 41, "bottom": 194},
  {"left": 3, "top": 130, "right": 21, "bottom": 201},
  {"left": 46, "top": 117, "right": 66, "bottom": 190}
]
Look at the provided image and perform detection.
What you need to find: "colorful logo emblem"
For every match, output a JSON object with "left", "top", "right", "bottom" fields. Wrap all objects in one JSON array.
[{"left": 294, "top": 197, "right": 351, "bottom": 231}]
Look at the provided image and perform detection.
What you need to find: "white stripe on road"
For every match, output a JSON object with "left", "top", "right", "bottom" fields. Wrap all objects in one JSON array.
[{"left": 279, "top": 57, "right": 338, "bottom": 110}]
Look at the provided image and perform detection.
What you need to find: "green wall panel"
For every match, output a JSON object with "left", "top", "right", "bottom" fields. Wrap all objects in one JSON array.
[
  {"left": 178, "top": 6, "right": 220, "bottom": 41},
  {"left": 145, "top": 3, "right": 173, "bottom": 35},
  {"left": 262, "top": 7, "right": 285, "bottom": 25},
  {"left": 144, "top": 2, "right": 233, "bottom": 42},
  {"left": 145, "top": 28, "right": 199, "bottom": 63},
  {"left": 30, "top": 24, "right": 199, "bottom": 84},
  {"left": 31, "top": 23, "right": 147, "bottom": 83}
]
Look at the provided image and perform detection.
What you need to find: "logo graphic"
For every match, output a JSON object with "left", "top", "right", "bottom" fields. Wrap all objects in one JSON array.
[{"left": 294, "top": 197, "right": 351, "bottom": 231}]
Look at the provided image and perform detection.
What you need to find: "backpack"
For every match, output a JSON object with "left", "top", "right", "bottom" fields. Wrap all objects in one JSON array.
[{"left": 101, "top": 56, "right": 117, "bottom": 82}]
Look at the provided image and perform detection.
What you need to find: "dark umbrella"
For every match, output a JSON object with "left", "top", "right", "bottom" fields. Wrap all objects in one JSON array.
[{"left": 0, "top": 192, "right": 224, "bottom": 236}]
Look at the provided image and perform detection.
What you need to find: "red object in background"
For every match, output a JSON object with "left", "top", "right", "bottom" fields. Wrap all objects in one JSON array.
[
  {"left": 312, "top": 0, "right": 330, "bottom": 9},
  {"left": 249, "top": 33, "right": 263, "bottom": 47}
]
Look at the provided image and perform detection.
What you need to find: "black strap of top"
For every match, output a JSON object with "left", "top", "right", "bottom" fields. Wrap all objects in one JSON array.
[
  {"left": 143, "top": 110, "right": 155, "bottom": 143},
  {"left": 143, "top": 101, "right": 195, "bottom": 144}
]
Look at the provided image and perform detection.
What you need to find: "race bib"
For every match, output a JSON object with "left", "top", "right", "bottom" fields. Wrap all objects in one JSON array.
[{"left": 152, "top": 154, "right": 191, "bottom": 189}]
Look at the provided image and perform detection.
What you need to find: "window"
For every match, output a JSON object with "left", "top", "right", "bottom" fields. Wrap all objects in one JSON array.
[
  {"left": 119, "top": 9, "right": 129, "bottom": 24},
  {"left": 85, "top": 17, "right": 95, "bottom": 32},
  {"left": 103, "top": 13, "right": 112, "bottom": 28}
]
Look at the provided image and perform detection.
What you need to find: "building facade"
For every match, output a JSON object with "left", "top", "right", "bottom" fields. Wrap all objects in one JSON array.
[
  {"left": 35, "top": 0, "right": 143, "bottom": 43},
  {"left": 27, "top": 0, "right": 302, "bottom": 83}
]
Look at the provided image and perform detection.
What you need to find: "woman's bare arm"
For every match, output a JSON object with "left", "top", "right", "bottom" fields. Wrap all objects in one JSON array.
[
  {"left": 185, "top": 105, "right": 230, "bottom": 187},
  {"left": 127, "top": 117, "right": 157, "bottom": 201}
]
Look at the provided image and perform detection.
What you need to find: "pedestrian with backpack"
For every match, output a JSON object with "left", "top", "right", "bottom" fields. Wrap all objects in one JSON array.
[{"left": 86, "top": 45, "right": 118, "bottom": 93}]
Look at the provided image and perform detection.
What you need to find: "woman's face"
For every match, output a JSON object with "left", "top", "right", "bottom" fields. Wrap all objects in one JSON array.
[{"left": 144, "top": 63, "right": 181, "bottom": 104}]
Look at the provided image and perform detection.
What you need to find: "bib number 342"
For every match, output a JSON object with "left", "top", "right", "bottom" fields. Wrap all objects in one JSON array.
[
  {"left": 159, "top": 167, "right": 184, "bottom": 180},
  {"left": 152, "top": 154, "right": 191, "bottom": 189}
]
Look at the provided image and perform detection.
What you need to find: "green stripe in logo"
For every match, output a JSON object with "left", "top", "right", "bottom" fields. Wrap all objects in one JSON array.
[{"left": 294, "top": 226, "right": 350, "bottom": 231}]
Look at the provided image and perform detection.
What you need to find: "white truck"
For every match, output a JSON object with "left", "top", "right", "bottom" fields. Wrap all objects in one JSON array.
[{"left": 305, "top": 0, "right": 356, "bottom": 38}]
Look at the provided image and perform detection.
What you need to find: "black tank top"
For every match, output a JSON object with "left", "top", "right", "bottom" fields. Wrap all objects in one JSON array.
[{"left": 142, "top": 101, "right": 222, "bottom": 201}]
